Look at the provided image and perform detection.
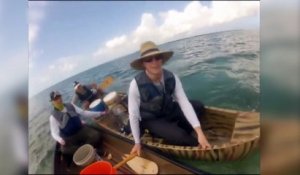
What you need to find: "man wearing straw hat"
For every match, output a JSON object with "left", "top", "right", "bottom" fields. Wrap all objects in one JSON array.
[
  {"left": 129, "top": 41, "right": 211, "bottom": 156},
  {"left": 49, "top": 91, "right": 106, "bottom": 156}
]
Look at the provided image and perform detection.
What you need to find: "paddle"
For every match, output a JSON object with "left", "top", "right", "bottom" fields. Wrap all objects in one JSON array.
[
  {"left": 113, "top": 152, "right": 137, "bottom": 169},
  {"left": 98, "top": 76, "right": 115, "bottom": 90},
  {"left": 100, "top": 138, "right": 158, "bottom": 174},
  {"left": 122, "top": 154, "right": 159, "bottom": 174}
]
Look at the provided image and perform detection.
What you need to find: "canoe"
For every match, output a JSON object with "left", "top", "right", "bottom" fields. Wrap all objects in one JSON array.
[
  {"left": 95, "top": 92, "right": 260, "bottom": 161},
  {"left": 54, "top": 124, "right": 207, "bottom": 174}
]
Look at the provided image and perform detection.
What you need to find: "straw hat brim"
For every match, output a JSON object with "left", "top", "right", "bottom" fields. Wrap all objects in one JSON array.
[{"left": 130, "top": 50, "right": 174, "bottom": 70}]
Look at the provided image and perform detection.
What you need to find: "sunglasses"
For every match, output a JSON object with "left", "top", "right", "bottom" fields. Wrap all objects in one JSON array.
[{"left": 144, "top": 56, "right": 162, "bottom": 63}]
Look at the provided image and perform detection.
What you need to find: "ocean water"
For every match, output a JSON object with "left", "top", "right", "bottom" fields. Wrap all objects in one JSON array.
[{"left": 29, "top": 30, "right": 260, "bottom": 174}]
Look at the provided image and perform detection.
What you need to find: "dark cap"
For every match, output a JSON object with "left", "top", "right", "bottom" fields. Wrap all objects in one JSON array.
[
  {"left": 73, "top": 81, "right": 80, "bottom": 87},
  {"left": 50, "top": 91, "right": 61, "bottom": 101},
  {"left": 73, "top": 81, "right": 81, "bottom": 90}
]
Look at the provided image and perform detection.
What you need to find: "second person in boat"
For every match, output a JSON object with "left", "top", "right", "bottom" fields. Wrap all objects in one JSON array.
[
  {"left": 128, "top": 41, "right": 211, "bottom": 156},
  {"left": 49, "top": 91, "right": 107, "bottom": 157},
  {"left": 71, "top": 81, "right": 105, "bottom": 110}
]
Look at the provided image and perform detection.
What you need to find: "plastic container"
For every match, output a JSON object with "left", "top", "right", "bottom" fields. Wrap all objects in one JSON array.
[
  {"left": 73, "top": 144, "right": 98, "bottom": 167},
  {"left": 80, "top": 161, "right": 117, "bottom": 174},
  {"left": 103, "top": 91, "right": 119, "bottom": 106}
]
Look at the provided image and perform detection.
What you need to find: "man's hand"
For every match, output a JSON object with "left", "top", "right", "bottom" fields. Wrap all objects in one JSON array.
[
  {"left": 58, "top": 139, "right": 65, "bottom": 146},
  {"left": 194, "top": 126, "right": 211, "bottom": 149},
  {"left": 130, "top": 143, "right": 141, "bottom": 156},
  {"left": 197, "top": 133, "right": 211, "bottom": 149}
]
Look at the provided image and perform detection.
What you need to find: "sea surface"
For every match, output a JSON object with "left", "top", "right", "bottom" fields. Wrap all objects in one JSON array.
[{"left": 29, "top": 30, "right": 260, "bottom": 174}]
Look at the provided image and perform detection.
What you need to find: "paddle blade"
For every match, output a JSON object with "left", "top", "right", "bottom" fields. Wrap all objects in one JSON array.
[
  {"left": 99, "top": 76, "right": 115, "bottom": 90},
  {"left": 123, "top": 154, "right": 159, "bottom": 174}
]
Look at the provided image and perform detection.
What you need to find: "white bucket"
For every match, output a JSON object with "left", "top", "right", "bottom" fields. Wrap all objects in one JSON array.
[
  {"left": 73, "top": 144, "right": 98, "bottom": 167},
  {"left": 103, "top": 91, "right": 119, "bottom": 106}
]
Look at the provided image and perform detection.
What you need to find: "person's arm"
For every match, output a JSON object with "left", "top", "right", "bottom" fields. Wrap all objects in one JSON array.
[
  {"left": 81, "top": 101, "right": 90, "bottom": 110},
  {"left": 71, "top": 94, "right": 79, "bottom": 106},
  {"left": 128, "top": 79, "right": 143, "bottom": 155},
  {"left": 128, "top": 79, "right": 142, "bottom": 144},
  {"left": 50, "top": 115, "right": 65, "bottom": 145},
  {"left": 173, "top": 74, "right": 211, "bottom": 149},
  {"left": 73, "top": 104, "right": 106, "bottom": 118}
]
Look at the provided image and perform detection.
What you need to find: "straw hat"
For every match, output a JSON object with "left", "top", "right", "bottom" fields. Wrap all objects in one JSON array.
[{"left": 130, "top": 41, "right": 173, "bottom": 70}]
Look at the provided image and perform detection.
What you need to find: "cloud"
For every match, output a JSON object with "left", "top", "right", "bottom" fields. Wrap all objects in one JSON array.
[
  {"left": 48, "top": 64, "right": 55, "bottom": 70},
  {"left": 210, "top": 1, "right": 259, "bottom": 24},
  {"left": 29, "top": 1, "right": 48, "bottom": 69},
  {"left": 28, "top": 1, "right": 47, "bottom": 48},
  {"left": 28, "top": 24, "right": 39, "bottom": 49},
  {"left": 29, "top": 54, "right": 96, "bottom": 97},
  {"left": 105, "top": 35, "right": 128, "bottom": 48},
  {"left": 133, "top": 13, "right": 160, "bottom": 42},
  {"left": 93, "top": 35, "right": 131, "bottom": 62},
  {"left": 159, "top": 2, "right": 211, "bottom": 38},
  {"left": 93, "top": 1, "right": 259, "bottom": 62},
  {"left": 30, "top": 1, "right": 259, "bottom": 96},
  {"left": 93, "top": 34, "right": 133, "bottom": 63}
]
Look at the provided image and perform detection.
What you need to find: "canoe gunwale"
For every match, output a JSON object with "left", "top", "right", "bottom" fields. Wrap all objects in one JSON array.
[{"left": 99, "top": 122, "right": 259, "bottom": 151}]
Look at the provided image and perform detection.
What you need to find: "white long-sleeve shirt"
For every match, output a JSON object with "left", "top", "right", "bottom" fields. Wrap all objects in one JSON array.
[
  {"left": 128, "top": 73, "right": 201, "bottom": 144},
  {"left": 50, "top": 104, "right": 103, "bottom": 143}
]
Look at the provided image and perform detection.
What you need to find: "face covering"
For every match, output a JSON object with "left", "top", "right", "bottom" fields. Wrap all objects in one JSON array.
[{"left": 53, "top": 102, "right": 64, "bottom": 111}]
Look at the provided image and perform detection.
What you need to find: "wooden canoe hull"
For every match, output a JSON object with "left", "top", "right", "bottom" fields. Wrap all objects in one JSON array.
[
  {"left": 140, "top": 107, "right": 260, "bottom": 161},
  {"left": 96, "top": 92, "right": 260, "bottom": 161}
]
